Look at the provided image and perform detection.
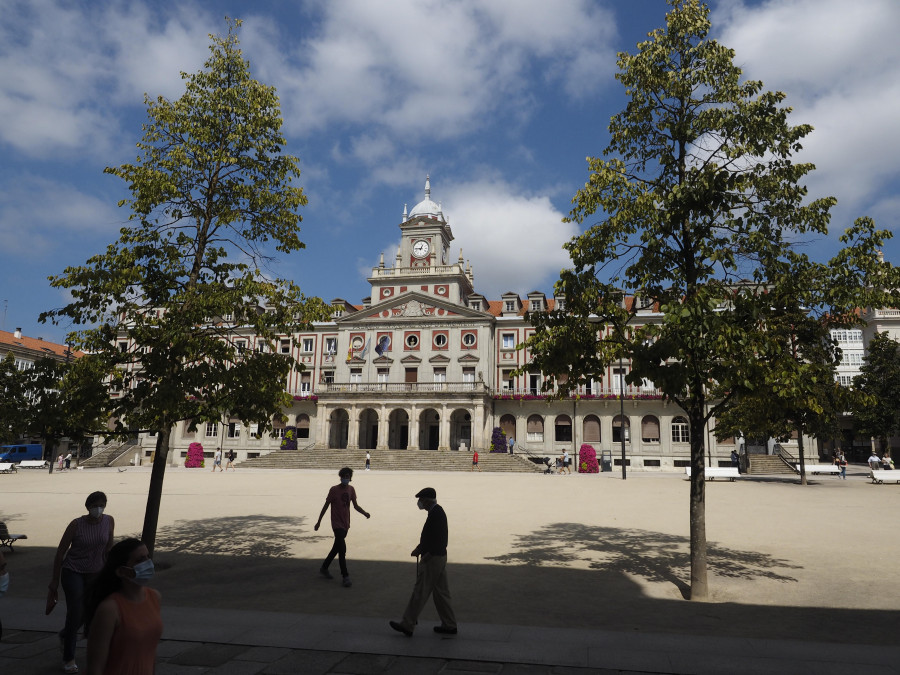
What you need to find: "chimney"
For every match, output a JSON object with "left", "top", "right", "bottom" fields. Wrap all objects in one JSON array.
[{"left": 14, "top": 327, "right": 22, "bottom": 339}]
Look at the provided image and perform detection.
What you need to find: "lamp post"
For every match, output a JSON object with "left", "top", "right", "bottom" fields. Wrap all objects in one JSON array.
[{"left": 620, "top": 353, "right": 626, "bottom": 480}]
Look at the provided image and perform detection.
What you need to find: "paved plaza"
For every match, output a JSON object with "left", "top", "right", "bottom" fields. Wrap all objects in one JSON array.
[{"left": 1, "top": 464, "right": 899, "bottom": 673}]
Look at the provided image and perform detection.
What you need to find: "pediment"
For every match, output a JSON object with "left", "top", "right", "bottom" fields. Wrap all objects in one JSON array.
[
  {"left": 338, "top": 292, "right": 489, "bottom": 323},
  {"left": 400, "top": 355, "right": 422, "bottom": 364},
  {"left": 457, "top": 353, "right": 480, "bottom": 363},
  {"left": 429, "top": 354, "right": 451, "bottom": 365}
]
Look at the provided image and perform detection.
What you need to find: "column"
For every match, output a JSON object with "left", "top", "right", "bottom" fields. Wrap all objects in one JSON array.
[
  {"left": 377, "top": 404, "right": 389, "bottom": 449},
  {"left": 315, "top": 402, "right": 328, "bottom": 449},
  {"left": 408, "top": 404, "right": 420, "bottom": 450},
  {"left": 439, "top": 404, "right": 450, "bottom": 451},
  {"left": 348, "top": 404, "right": 359, "bottom": 449}
]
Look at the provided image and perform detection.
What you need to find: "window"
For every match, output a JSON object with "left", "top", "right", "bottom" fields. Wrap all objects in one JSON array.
[
  {"left": 297, "top": 414, "right": 310, "bottom": 439},
  {"left": 273, "top": 421, "right": 285, "bottom": 439},
  {"left": 463, "top": 367, "right": 475, "bottom": 384},
  {"left": 255, "top": 343, "right": 267, "bottom": 353},
  {"left": 300, "top": 372, "right": 311, "bottom": 395},
  {"left": 377, "top": 368, "right": 389, "bottom": 383},
  {"left": 505, "top": 301, "right": 515, "bottom": 312},
  {"left": 405, "top": 334, "right": 419, "bottom": 349},
  {"left": 249, "top": 423, "right": 260, "bottom": 439},
  {"left": 280, "top": 339, "right": 290, "bottom": 354},
  {"left": 118, "top": 341, "right": 128, "bottom": 353},
  {"left": 528, "top": 373, "right": 541, "bottom": 395},
  {"left": 641, "top": 415, "right": 660, "bottom": 443},
  {"left": 583, "top": 415, "right": 601, "bottom": 443},
  {"left": 554, "top": 415, "right": 572, "bottom": 442},
  {"left": 322, "top": 370, "right": 334, "bottom": 384},
  {"left": 612, "top": 367, "right": 627, "bottom": 393},
  {"left": 502, "top": 370, "right": 514, "bottom": 390},
  {"left": 434, "top": 333, "right": 448, "bottom": 348},
  {"left": 15, "top": 358, "right": 33, "bottom": 371},
  {"left": 405, "top": 368, "right": 417, "bottom": 383},
  {"left": 227, "top": 421, "right": 241, "bottom": 438},
  {"left": 612, "top": 415, "right": 630, "bottom": 443},
  {"left": 502, "top": 333, "right": 515, "bottom": 349},
  {"left": 302, "top": 338, "right": 314, "bottom": 352},
  {"left": 236, "top": 340, "right": 246, "bottom": 354},
  {"left": 531, "top": 300, "right": 542, "bottom": 312},
  {"left": 205, "top": 422, "right": 218, "bottom": 438},
  {"left": 469, "top": 300, "right": 481, "bottom": 310},
  {"left": 325, "top": 337, "right": 337, "bottom": 354},
  {"left": 556, "top": 298, "right": 565, "bottom": 311},
  {"left": 462, "top": 332, "right": 476, "bottom": 347},
  {"left": 526, "top": 415, "right": 544, "bottom": 442},
  {"left": 672, "top": 416, "right": 690, "bottom": 443},
  {"left": 350, "top": 368, "right": 362, "bottom": 384},
  {"left": 837, "top": 374, "right": 854, "bottom": 387},
  {"left": 433, "top": 367, "right": 446, "bottom": 383}
]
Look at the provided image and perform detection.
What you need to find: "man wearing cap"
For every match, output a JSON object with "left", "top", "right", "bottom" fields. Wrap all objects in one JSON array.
[{"left": 389, "top": 487, "right": 457, "bottom": 636}]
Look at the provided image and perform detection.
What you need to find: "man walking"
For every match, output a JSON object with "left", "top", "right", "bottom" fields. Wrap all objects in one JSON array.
[
  {"left": 314, "top": 467, "right": 370, "bottom": 587},
  {"left": 390, "top": 487, "right": 457, "bottom": 637}
]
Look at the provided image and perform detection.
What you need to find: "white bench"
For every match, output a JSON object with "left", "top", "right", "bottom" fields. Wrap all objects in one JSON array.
[
  {"left": 0, "top": 462, "right": 16, "bottom": 473},
  {"left": 684, "top": 467, "right": 740, "bottom": 481},
  {"left": 19, "top": 460, "right": 48, "bottom": 469},
  {"left": 796, "top": 464, "right": 841, "bottom": 476},
  {"left": 870, "top": 469, "right": 900, "bottom": 484}
]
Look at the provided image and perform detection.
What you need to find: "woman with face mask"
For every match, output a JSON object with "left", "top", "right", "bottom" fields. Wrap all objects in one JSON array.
[
  {"left": 84, "top": 538, "right": 162, "bottom": 675},
  {"left": 48, "top": 491, "right": 115, "bottom": 674}
]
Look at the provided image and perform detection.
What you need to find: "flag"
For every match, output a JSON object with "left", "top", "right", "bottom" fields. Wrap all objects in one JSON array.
[
  {"left": 374, "top": 335, "right": 390, "bottom": 356},
  {"left": 360, "top": 337, "right": 371, "bottom": 358}
]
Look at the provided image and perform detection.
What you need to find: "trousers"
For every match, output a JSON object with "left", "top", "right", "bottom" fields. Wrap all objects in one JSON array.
[{"left": 400, "top": 554, "right": 456, "bottom": 632}]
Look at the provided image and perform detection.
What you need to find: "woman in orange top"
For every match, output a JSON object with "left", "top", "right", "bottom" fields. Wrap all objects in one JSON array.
[{"left": 85, "top": 538, "right": 162, "bottom": 675}]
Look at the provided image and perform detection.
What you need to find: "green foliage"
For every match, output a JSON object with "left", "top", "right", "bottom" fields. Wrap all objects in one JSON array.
[
  {"left": 0, "top": 354, "right": 30, "bottom": 443},
  {"left": 39, "top": 19, "right": 330, "bottom": 552},
  {"left": 853, "top": 332, "right": 900, "bottom": 447},
  {"left": 523, "top": 0, "right": 899, "bottom": 599}
]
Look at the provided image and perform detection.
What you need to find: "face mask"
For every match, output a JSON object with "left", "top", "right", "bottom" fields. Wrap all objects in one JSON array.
[
  {"left": 417, "top": 499, "right": 426, "bottom": 510},
  {"left": 0, "top": 572, "right": 9, "bottom": 596},
  {"left": 89, "top": 506, "right": 104, "bottom": 518},
  {"left": 340, "top": 478, "right": 350, "bottom": 486},
  {"left": 129, "top": 559, "right": 155, "bottom": 585}
]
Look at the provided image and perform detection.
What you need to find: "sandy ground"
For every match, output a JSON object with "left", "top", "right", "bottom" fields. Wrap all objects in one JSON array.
[{"left": 2, "top": 465, "right": 899, "bottom": 646}]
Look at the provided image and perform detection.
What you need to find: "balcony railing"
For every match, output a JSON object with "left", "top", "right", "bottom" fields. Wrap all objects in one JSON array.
[
  {"left": 303, "top": 381, "right": 488, "bottom": 396},
  {"left": 493, "top": 386, "right": 664, "bottom": 400}
]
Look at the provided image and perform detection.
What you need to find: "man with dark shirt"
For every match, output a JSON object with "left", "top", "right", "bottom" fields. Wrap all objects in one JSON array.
[{"left": 390, "top": 487, "right": 457, "bottom": 636}]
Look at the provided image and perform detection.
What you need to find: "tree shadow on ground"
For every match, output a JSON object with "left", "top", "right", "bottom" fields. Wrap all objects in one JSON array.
[
  {"left": 486, "top": 523, "right": 801, "bottom": 598},
  {"left": 141, "top": 515, "right": 325, "bottom": 558}
]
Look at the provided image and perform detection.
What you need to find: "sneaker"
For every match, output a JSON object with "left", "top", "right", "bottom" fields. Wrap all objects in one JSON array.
[
  {"left": 319, "top": 567, "right": 333, "bottom": 580},
  {"left": 389, "top": 620, "right": 412, "bottom": 637},
  {"left": 63, "top": 662, "right": 79, "bottom": 674},
  {"left": 433, "top": 625, "right": 458, "bottom": 635},
  {"left": 342, "top": 576, "right": 352, "bottom": 587}
]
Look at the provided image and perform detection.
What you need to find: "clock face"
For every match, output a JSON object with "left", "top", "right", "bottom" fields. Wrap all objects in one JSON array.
[{"left": 412, "top": 240, "right": 429, "bottom": 258}]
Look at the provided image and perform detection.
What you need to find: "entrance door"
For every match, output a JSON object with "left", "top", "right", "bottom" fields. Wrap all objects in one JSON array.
[{"left": 428, "top": 425, "right": 439, "bottom": 450}]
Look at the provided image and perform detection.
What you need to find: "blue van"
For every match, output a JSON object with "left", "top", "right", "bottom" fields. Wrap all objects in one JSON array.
[{"left": 0, "top": 444, "right": 44, "bottom": 463}]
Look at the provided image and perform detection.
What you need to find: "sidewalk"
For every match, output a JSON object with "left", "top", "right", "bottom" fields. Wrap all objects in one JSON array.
[{"left": 3, "top": 598, "right": 900, "bottom": 674}]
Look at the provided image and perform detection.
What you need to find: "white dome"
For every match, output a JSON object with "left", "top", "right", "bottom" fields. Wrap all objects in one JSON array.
[{"left": 407, "top": 175, "right": 445, "bottom": 222}]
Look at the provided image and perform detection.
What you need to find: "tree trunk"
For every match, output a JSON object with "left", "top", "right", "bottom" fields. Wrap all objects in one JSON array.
[
  {"left": 688, "top": 406, "right": 708, "bottom": 600},
  {"left": 141, "top": 428, "right": 171, "bottom": 557}
]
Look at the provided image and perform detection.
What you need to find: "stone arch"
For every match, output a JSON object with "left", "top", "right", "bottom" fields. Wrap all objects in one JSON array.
[
  {"left": 499, "top": 414, "right": 516, "bottom": 443},
  {"left": 357, "top": 408, "right": 379, "bottom": 449},
  {"left": 449, "top": 408, "right": 472, "bottom": 451},
  {"left": 419, "top": 408, "right": 440, "bottom": 450},
  {"left": 641, "top": 415, "right": 660, "bottom": 443},
  {"left": 388, "top": 409, "right": 409, "bottom": 449},
  {"left": 328, "top": 408, "right": 349, "bottom": 449},
  {"left": 583, "top": 414, "right": 601, "bottom": 443}
]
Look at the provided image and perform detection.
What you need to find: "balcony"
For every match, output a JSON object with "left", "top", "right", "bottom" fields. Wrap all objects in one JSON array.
[
  {"left": 493, "top": 386, "right": 664, "bottom": 401},
  {"left": 299, "top": 381, "right": 489, "bottom": 397}
]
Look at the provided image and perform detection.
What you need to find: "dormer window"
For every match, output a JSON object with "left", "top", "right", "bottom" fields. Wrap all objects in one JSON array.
[
  {"left": 530, "top": 300, "right": 542, "bottom": 312},
  {"left": 505, "top": 301, "right": 515, "bottom": 312}
]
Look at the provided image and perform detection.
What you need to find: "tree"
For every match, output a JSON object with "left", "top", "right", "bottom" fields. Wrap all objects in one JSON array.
[
  {"left": 0, "top": 354, "right": 30, "bottom": 443},
  {"left": 853, "top": 332, "right": 900, "bottom": 451},
  {"left": 524, "top": 0, "right": 898, "bottom": 599},
  {"left": 40, "top": 19, "right": 329, "bottom": 555}
]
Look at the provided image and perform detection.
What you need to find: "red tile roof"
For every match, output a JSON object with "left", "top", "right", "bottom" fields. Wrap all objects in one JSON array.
[{"left": 0, "top": 329, "right": 82, "bottom": 360}]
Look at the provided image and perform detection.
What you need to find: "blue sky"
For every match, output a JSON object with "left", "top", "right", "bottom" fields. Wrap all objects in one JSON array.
[{"left": 1, "top": 0, "right": 898, "bottom": 344}]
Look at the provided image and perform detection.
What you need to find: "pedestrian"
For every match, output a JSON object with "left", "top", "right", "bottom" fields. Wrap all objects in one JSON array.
[
  {"left": 64, "top": 452, "right": 73, "bottom": 470},
  {"left": 507, "top": 435, "right": 515, "bottom": 454},
  {"left": 0, "top": 549, "right": 8, "bottom": 640},
  {"left": 85, "top": 538, "right": 162, "bottom": 675},
  {"left": 882, "top": 451, "right": 894, "bottom": 470},
  {"left": 731, "top": 449, "right": 739, "bottom": 471},
  {"left": 562, "top": 449, "right": 571, "bottom": 474},
  {"left": 471, "top": 450, "right": 480, "bottom": 471},
  {"left": 212, "top": 448, "right": 223, "bottom": 472},
  {"left": 837, "top": 450, "right": 848, "bottom": 479},
  {"left": 48, "top": 491, "right": 115, "bottom": 674},
  {"left": 868, "top": 451, "right": 881, "bottom": 471},
  {"left": 58, "top": 454, "right": 65, "bottom": 471},
  {"left": 314, "top": 467, "right": 370, "bottom": 588},
  {"left": 389, "top": 487, "right": 457, "bottom": 637},
  {"left": 225, "top": 449, "right": 236, "bottom": 471},
  {"left": 365, "top": 451, "right": 371, "bottom": 471}
]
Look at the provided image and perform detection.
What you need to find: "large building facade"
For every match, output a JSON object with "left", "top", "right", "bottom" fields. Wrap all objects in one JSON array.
[{"left": 132, "top": 178, "right": 897, "bottom": 469}]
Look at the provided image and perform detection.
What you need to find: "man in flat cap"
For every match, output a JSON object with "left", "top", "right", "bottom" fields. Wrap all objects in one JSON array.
[{"left": 389, "top": 487, "right": 457, "bottom": 636}]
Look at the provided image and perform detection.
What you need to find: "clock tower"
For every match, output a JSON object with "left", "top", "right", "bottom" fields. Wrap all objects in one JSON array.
[{"left": 368, "top": 176, "right": 475, "bottom": 305}]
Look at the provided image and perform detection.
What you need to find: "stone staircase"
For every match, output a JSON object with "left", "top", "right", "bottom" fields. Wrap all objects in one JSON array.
[
  {"left": 237, "top": 448, "right": 543, "bottom": 473},
  {"left": 79, "top": 440, "right": 140, "bottom": 468},
  {"left": 747, "top": 454, "right": 796, "bottom": 475}
]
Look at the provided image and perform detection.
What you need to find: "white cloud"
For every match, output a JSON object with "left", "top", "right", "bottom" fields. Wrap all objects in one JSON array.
[
  {"left": 713, "top": 0, "right": 900, "bottom": 219},
  {"left": 440, "top": 178, "right": 578, "bottom": 298}
]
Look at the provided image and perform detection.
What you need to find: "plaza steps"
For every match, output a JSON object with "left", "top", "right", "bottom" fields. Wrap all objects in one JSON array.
[
  {"left": 236, "top": 448, "right": 543, "bottom": 473},
  {"left": 79, "top": 440, "right": 139, "bottom": 468},
  {"left": 747, "top": 454, "right": 796, "bottom": 475}
]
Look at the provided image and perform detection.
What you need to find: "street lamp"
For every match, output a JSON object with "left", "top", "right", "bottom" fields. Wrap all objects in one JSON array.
[{"left": 620, "top": 352, "right": 626, "bottom": 480}]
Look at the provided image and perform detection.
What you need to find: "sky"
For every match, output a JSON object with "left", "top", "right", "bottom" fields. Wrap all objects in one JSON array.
[{"left": 1, "top": 0, "right": 898, "bottom": 344}]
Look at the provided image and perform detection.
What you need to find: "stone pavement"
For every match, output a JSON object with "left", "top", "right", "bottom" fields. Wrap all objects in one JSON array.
[{"left": 4, "top": 598, "right": 900, "bottom": 674}]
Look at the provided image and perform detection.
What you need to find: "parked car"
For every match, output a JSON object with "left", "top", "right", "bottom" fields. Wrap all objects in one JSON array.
[{"left": 0, "top": 444, "right": 44, "bottom": 463}]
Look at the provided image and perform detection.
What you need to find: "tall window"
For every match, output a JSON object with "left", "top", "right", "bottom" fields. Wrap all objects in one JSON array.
[
  {"left": 297, "top": 414, "right": 310, "bottom": 439},
  {"left": 583, "top": 415, "right": 601, "bottom": 443},
  {"left": 502, "top": 333, "right": 515, "bottom": 349},
  {"left": 377, "top": 368, "right": 390, "bottom": 383},
  {"left": 462, "top": 367, "right": 475, "bottom": 385},
  {"left": 612, "top": 415, "right": 630, "bottom": 443},
  {"left": 433, "top": 367, "right": 446, "bottom": 383},
  {"left": 554, "top": 415, "right": 572, "bottom": 442},
  {"left": 302, "top": 337, "right": 314, "bottom": 352},
  {"left": 227, "top": 420, "right": 241, "bottom": 438},
  {"left": 322, "top": 370, "right": 334, "bottom": 384},
  {"left": 672, "top": 416, "right": 690, "bottom": 443},
  {"left": 325, "top": 337, "right": 337, "bottom": 354},
  {"left": 641, "top": 415, "right": 660, "bottom": 443},
  {"left": 502, "top": 370, "right": 514, "bottom": 390},
  {"left": 280, "top": 339, "right": 290, "bottom": 354},
  {"left": 528, "top": 373, "right": 541, "bottom": 395},
  {"left": 350, "top": 368, "right": 362, "bottom": 384},
  {"left": 300, "top": 372, "right": 311, "bottom": 395},
  {"left": 526, "top": 415, "right": 544, "bottom": 442},
  {"left": 205, "top": 422, "right": 218, "bottom": 438}
]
